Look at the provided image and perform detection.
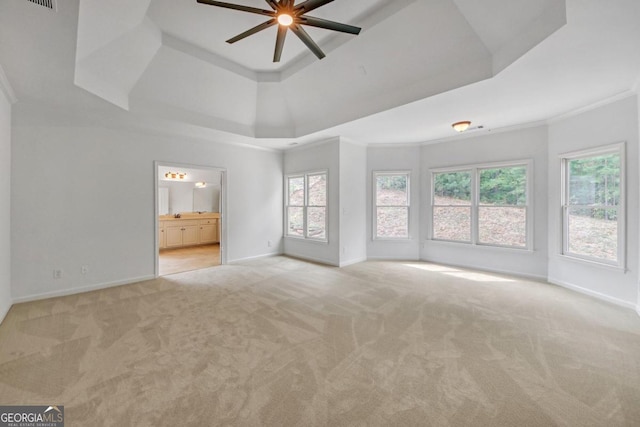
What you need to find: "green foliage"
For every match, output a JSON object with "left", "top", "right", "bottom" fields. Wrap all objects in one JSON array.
[
  {"left": 569, "top": 153, "right": 620, "bottom": 207},
  {"left": 377, "top": 175, "right": 407, "bottom": 192},
  {"left": 433, "top": 172, "right": 471, "bottom": 201},
  {"left": 479, "top": 167, "right": 526, "bottom": 206},
  {"left": 434, "top": 167, "right": 527, "bottom": 205}
]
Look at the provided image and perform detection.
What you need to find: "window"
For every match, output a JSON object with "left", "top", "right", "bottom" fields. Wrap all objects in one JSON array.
[
  {"left": 374, "top": 172, "right": 410, "bottom": 239},
  {"left": 478, "top": 166, "right": 527, "bottom": 247},
  {"left": 561, "top": 144, "right": 624, "bottom": 266},
  {"left": 286, "top": 172, "right": 327, "bottom": 241},
  {"left": 432, "top": 171, "right": 472, "bottom": 242},
  {"left": 431, "top": 161, "right": 531, "bottom": 249}
]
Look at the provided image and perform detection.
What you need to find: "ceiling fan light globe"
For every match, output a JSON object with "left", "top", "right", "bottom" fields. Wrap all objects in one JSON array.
[{"left": 278, "top": 14, "right": 294, "bottom": 26}]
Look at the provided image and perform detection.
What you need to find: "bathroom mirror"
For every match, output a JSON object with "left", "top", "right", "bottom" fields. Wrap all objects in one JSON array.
[{"left": 193, "top": 186, "right": 217, "bottom": 212}]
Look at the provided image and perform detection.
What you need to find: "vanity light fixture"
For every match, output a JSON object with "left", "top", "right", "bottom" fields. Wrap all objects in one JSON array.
[
  {"left": 452, "top": 121, "right": 471, "bottom": 133},
  {"left": 165, "top": 171, "right": 187, "bottom": 180},
  {"left": 195, "top": 182, "right": 207, "bottom": 188}
]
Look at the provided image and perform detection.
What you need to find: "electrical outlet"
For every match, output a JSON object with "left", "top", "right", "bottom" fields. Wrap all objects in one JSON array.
[
  {"left": 53, "top": 269, "right": 63, "bottom": 279},
  {"left": 81, "top": 265, "right": 89, "bottom": 275},
  {"left": 267, "top": 240, "right": 272, "bottom": 248}
]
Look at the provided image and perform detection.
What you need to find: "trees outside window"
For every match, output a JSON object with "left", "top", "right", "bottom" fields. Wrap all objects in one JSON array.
[
  {"left": 374, "top": 172, "right": 410, "bottom": 239},
  {"left": 561, "top": 144, "right": 624, "bottom": 266},
  {"left": 432, "top": 171, "right": 472, "bottom": 242},
  {"left": 431, "top": 161, "right": 531, "bottom": 249},
  {"left": 286, "top": 172, "right": 327, "bottom": 241},
  {"left": 478, "top": 166, "right": 527, "bottom": 247}
]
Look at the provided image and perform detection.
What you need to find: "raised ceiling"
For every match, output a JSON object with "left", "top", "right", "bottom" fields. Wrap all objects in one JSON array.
[
  {"left": 148, "top": 0, "right": 388, "bottom": 72},
  {"left": 72, "top": 0, "right": 566, "bottom": 140},
  {"left": 1, "top": 0, "right": 640, "bottom": 150}
]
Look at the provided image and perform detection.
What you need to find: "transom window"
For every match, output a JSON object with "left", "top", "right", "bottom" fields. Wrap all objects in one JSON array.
[
  {"left": 286, "top": 172, "right": 327, "bottom": 241},
  {"left": 374, "top": 172, "right": 410, "bottom": 239},
  {"left": 561, "top": 143, "right": 624, "bottom": 267},
  {"left": 431, "top": 161, "right": 531, "bottom": 249}
]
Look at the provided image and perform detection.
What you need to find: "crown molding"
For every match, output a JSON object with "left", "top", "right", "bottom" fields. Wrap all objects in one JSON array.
[
  {"left": 161, "top": 32, "right": 259, "bottom": 82},
  {"left": 0, "top": 65, "right": 17, "bottom": 104},
  {"left": 285, "top": 136, "right": 341, "bottom": 152},
  {"left": 546, "top": 90, "right": 636, "bottom": 124}
]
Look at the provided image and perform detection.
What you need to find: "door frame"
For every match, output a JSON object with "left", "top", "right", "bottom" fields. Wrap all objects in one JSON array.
[{"left": 154, "top": 160, "right": 228, "bottom": 277}]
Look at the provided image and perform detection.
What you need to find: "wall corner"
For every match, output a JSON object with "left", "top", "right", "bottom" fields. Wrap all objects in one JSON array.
[{"left": 0, "top": 65, "right": 17, "bottom": 104}]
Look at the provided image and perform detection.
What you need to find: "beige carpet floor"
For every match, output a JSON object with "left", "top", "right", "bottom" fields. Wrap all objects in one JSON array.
[{"left": 1, "top": 257, "right": 639, "bottom": 426}]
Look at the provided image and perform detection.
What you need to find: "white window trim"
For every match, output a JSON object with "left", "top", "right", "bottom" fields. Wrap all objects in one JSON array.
[
  {"left": 285, "top": 170, "right": 329, "bottom": 243},
  {"left": 429, "top": 159, "right": 534, "bottom": 251},
  {"left": 373, "top": 171, "right": 411, "bottom": 241},
  {"left": 559, "top": 142, "right": 625, "bottom": 269}
]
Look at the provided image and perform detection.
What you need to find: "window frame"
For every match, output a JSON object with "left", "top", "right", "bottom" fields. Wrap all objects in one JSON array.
[
  {"left": 373, "top": 171, "right": 411, "bottom": 241},
  {"left": 285, "top": 170, "right": 328, "bottom": 242},
  {"left": 560, "top": 142, "right": 625, "bottom": 269},
  {"left": 430, "top": 159, "right": 533, "bottom": 250}
]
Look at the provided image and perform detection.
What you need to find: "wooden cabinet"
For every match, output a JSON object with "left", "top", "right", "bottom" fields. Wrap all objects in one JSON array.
[
  {"left": 160, "top": 216, "right": 220, "bottom": 249},
  {"left": 199, "top": 218, "right": 219, "bottom": 244},
  {"left": 159, "top": 221, "right": 167, "bottom": 249},
  {"left": 165, "top": 224, "right": 186, "bottom": 248},
  {"left": 165, "top": 221, "right": 199, "bottom": 248},
  {"left": 182, "top": 224, "right": 199, "bottom": 246}
]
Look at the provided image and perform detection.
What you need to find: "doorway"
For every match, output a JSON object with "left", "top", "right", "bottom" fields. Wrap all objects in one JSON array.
[{"left": 154, "top": 162, "right": 227, "bottom": 276}]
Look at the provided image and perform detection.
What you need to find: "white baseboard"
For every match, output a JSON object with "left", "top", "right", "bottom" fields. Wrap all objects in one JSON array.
[
  {"left": 0, "top": 299, "right": 12, "bottom": 326},
  {"left": 12, "top": 275, "right": 156, "bottom": 304},
  {"left": 283, "top": 253, "right": 339, "bottom": 267},
  {"left": 227, "top": 252, "right": 282, "bottom": 264},
  {"left": 368, "top": 256, "right": 421, "bottom": 262},
  {"left": 548, "top": 277, "right": 637, "bottom": 310},
  {"left": 339, "top": 257, "right": 368, "bottom": 268}
]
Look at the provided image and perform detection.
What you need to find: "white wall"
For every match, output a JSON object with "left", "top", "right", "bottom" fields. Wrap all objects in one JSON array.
[
  {"left": 11, "top": 124, "right": 283, "bottom": 301},
  {"left": 367, "top": 146, "right": 422, "bottom": 260},
  {"left": 0, "top": 78, "right": 11, "bottom": 323},
  {"left": 339, "top": 140, "right": 367, "bottom": 266},
  {"left": 421, "top": 126, "right": 549, "bottom": 279},
  {"left": 548, "top": 95, "right": 639, "bottom": 307},
  {"left": 284, "top": 139, "right": 340, "bottom": 265}
]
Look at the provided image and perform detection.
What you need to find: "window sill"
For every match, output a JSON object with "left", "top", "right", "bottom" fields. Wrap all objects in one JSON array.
[
  {"left": 428, "top": 239, "right": 534, "bottom": 253},
  {"left": 285, "top": 236, "right": 329, "bottom": 245},
  {"left": 557, "top": 254, "right": 626, "bottom": 273}
]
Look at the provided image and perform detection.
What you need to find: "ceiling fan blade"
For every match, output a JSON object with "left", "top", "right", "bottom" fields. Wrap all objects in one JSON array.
[
  {"left": 265, "top": 0, "right": 278, "bottom": 10},
  {"left": 300, "top": 16, "right": 361, "bottom": 35},
  {"left": 273, "top": 25, "right": 288, "bottom": 62},
  {"left": 197, "top": 0, "right": 274, "bottom": 17},
  {"left": 227, "top": 19, "right": 277, "bottom": 44},
  {"left": 295, "top": 0, "right": 334, "bottom": 14},
  {"left": 290, "top": 24, "right": 325, "bottom": 59}
]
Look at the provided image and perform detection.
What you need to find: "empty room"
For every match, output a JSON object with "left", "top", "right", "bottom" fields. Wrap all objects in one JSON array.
[{"left": 1, "top": 0, "right": 640, "bottom": 425}]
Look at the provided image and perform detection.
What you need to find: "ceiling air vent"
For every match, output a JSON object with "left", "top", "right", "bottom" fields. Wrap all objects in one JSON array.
[{"left": 27, "top": 0, "right": 57, "bottom": 11}]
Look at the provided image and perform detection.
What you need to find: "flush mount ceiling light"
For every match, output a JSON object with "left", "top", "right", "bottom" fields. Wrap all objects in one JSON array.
[
  {"left": 452, "top": 121, "right": 471, "bottom": 133},
  {"left": 165, "top": 171, "right": 187, "bottom": 180},
  {"left": 196, "top": 0, "right": 362, "bottom": 62},
  {"left": 195, "top": 182, "right": 207, "bottom": 188}
]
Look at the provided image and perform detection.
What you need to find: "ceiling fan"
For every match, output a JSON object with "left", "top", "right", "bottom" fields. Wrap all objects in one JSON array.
[{"left": 196, "top": 0, "right": 362, "bottom": 62}]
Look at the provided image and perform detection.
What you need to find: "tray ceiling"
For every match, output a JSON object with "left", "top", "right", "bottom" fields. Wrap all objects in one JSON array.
[{"left": 72, "top": 0, "right": 567, "bottom": 139}]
